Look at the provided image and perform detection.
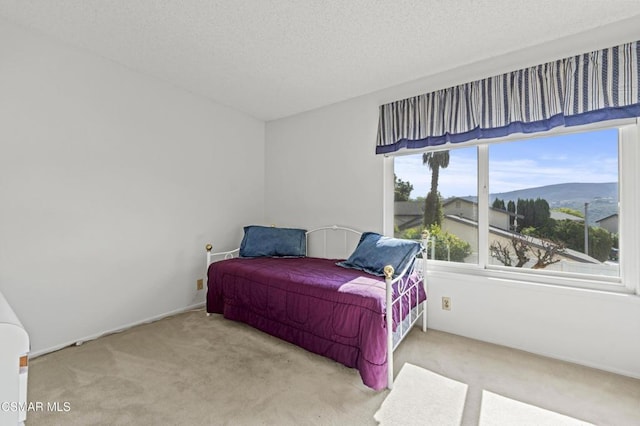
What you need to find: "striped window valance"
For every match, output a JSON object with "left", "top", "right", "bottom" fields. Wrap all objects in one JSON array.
[{"left": 376, "top": 40, "right": 640, "bottom": 155}]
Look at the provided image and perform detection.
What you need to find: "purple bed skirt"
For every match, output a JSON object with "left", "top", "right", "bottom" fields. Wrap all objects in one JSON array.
[{"left": 206, "top": 256, "right": 425, "bottom": 390}]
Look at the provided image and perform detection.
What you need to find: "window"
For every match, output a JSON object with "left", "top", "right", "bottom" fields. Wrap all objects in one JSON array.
[
  {"left": 488, "top": 129, "right": 618, "bottom": 278},
  {"left": 392, "top": 121, "right": 636, "bottom": 291},
  {"left": 394, "top": 146, "right": 478, "bottom": 263}
]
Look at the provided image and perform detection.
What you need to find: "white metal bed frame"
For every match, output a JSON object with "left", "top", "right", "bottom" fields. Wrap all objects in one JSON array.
[{"left": 205, "top": 225, "right": 427, "bottom": 389}]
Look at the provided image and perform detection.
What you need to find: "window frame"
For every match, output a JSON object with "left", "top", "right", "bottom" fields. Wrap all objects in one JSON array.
[{"left": 386, "top": 118, "right": 640, "bottom": 295}]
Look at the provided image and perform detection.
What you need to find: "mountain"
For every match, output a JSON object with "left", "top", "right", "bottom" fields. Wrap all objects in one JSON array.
[
  {"left": 460, "top": 182, "right": 617, "bottom": 225},
  {"left": 490, "top": 182, "right": 618, "bottom": 225}
]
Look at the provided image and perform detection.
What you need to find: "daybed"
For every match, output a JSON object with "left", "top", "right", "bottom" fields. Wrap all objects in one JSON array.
[{"left": 205, "top": 225, "right": 427, "bottom": 390}]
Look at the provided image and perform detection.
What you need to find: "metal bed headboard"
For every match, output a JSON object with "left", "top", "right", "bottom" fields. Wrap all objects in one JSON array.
[
  {"left": 206, "top": 224, "right": 364, "bottom": 268},
  {"left": 305, "top": 225, "right": 362, "bottom": 260}
]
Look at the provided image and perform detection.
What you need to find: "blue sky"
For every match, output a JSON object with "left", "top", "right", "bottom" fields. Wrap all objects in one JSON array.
[{"left": 395, "top": 128, "right": 618, "bottom": 199}]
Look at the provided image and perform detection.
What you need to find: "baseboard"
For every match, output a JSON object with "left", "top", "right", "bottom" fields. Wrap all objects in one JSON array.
[
  {"left": 430, "top": 326, "right": 640, "bottom": 381},
  {"left": 515, "top": 345, "right": 640, "bottom": 380},
  {"left": 29, "top": 302, "right": 206, "bottom": 358}
]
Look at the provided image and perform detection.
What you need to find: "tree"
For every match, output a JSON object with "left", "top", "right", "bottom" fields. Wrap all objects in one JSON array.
[
  {"left": 422, "top": 224, "right": 471, "bottom": 262},
  {"left": 587, "top": 226, "right": 614, "bottom": 262},
  {"left": 531, "top": 238, "right": 566, "bottom": 269},
  {"left": 422, "top": 192, "right": 442, "bottom": 228},
  {"left": 515, "top": 197, "right": 551, "bottom": 231},
  {"left": 394, "top": 174, "right": 413, "bottom": 201},
  {"left": 490, "top": 235, "right": 530, "bottom": 267},
  {"left": 422, "top": 151, "right": 450, "bottom": 227},
  {"left": 507, "top": 200, "right": 516, "bottom": 230},
  {"left": 492, "top": 198, "right": 506, "bottom": 210},
  {"left": 490, "top": 240, "right": 513, "bottom": 266},
  {"left": 548, "top": 219, "right": 613, "bottom": 262},
  {"left": 516, "top": 198, "right": 529, "bottom": 231},
  {"left": 399, "top": 226, "right": 424, "bottom": 240},
  {"left": 533, "top": 198, "right": 551, "bottom": 228},
  {"left": 489, "top": 234, "right": 565, "bottom": 269}
]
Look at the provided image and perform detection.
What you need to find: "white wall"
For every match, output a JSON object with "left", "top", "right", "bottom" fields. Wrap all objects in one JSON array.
[
  {"left": 265, "top": 24, "right": 640, "bottom": 378},
  {"left": 265, "top": 97, "right": 383, "bottom": 231},
  {"left": 426, "top": 270, "right": 640, "bottom": 378},
  {"left": 0, "top": 19, "right": 265, "bottom": 355}
]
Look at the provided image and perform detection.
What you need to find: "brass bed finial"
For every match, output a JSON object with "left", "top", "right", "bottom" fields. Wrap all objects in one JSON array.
[
  {"left": 205, "top": 244, "right": 212, "bottom": 252},
  {"left": 383, "top": 265, "right": 394, "bottom": 279}
]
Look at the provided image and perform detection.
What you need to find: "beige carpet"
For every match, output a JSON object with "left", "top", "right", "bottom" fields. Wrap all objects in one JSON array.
[
  {"left": 26, "top": 309, "right": 640, "bottom": 425},
  {"left": 374, "top": 363, "right": 467, "bottom": 425},
  {"left": 375, "top": 363, "right": 593, "bottom": 426},
  {"left": 478, "top": 391, "right": 593, "bottom": 426},
  {"left": 26, "top": 309, "right": 385, "bottom": 425}
]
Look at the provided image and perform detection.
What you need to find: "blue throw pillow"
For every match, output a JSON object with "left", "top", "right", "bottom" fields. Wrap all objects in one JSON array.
[
  {"left": 337, "top": 232, "right": 422, "bottom": 278},
  {"left": 239, "top": 225, "right": 307, "bottom": 258}
]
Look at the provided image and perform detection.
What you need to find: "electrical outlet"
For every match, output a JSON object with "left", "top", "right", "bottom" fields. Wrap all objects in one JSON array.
[
  {"left": 442, "top": 296, "right": 451, "bottom": 311},
  {"left": 197, "top": 279, "right": 204, "bottom": 290}
]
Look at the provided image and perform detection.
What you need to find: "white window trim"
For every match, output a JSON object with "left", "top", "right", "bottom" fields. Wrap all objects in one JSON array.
[
  {"left": 477, "top": 145, "right": 489, "bottom": 270},
  {"left": 386, "top": 119, "right": 640, "bottom": 295},
  {"left": 382, "top": 156, "right": 395, "bottom": 237},
  {"left": 619, "top": 122, "right": 640, "bottom": 294}
]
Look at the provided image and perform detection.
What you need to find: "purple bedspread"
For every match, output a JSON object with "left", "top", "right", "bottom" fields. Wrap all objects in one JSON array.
[{"left": 206, "top": 257, "right": 425, "bottom": 390}]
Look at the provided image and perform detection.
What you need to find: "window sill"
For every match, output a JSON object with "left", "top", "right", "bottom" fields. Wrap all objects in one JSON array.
[{"left": 424, "top": 260, "right": 635, "bottom": 296}]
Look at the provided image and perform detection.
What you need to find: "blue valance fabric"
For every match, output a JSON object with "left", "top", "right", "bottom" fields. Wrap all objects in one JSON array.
[{"left": 376, "top": 40, "right": 640, "bottom": 155}]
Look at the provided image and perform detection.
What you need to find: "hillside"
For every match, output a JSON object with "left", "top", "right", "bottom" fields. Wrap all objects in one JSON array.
[{"left": 489, "top": 182, "right": 617, "bottom": 225}]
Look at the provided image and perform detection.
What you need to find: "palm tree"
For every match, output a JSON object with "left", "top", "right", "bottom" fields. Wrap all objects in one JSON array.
[{"left": 422, "top": 151, "right": 450, "bottom": 227}]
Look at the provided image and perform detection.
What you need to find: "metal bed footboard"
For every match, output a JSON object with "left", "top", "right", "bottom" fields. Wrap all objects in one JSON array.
[
  {"left": 384, "top": 255, "right": 427, "bottom": 390},
  {"left": 205, "top": 244, "right": 239, "bottom": 271}
]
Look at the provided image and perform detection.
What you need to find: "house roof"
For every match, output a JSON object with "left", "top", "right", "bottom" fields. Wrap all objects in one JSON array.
[
  {"left": 443, "top": 197, "right": 522, "bottom": 218},
  {"left": 596, "top": 213, "right": 618, "bottom": 223},
  {"left": 395, "top": 201, "right": 423, "bottom": 216},
  {"left": 445, "top": 214, "right": 600, "bottom": 264},
  {"left": 442, "top": 197, "right": 474, "bottom": 207},
  {"left": 1, "top": 2, "right": 639, "bottom": 121}
]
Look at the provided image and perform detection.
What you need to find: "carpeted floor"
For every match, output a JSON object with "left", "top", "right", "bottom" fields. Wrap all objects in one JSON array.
[
  {"left": 374, "top": 363, "right": 468, "bottom": 425},
  {"left": 375, "top": 363, "right": 595, "bottom": 426},
  {"left": 26, "top": 309, "right": 640, "bottom": 425}
]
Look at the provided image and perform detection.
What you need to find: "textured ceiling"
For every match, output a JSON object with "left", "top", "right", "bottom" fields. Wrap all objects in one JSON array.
[{"left": 1, "top": 1, "right": 640, "bottom": 121}]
